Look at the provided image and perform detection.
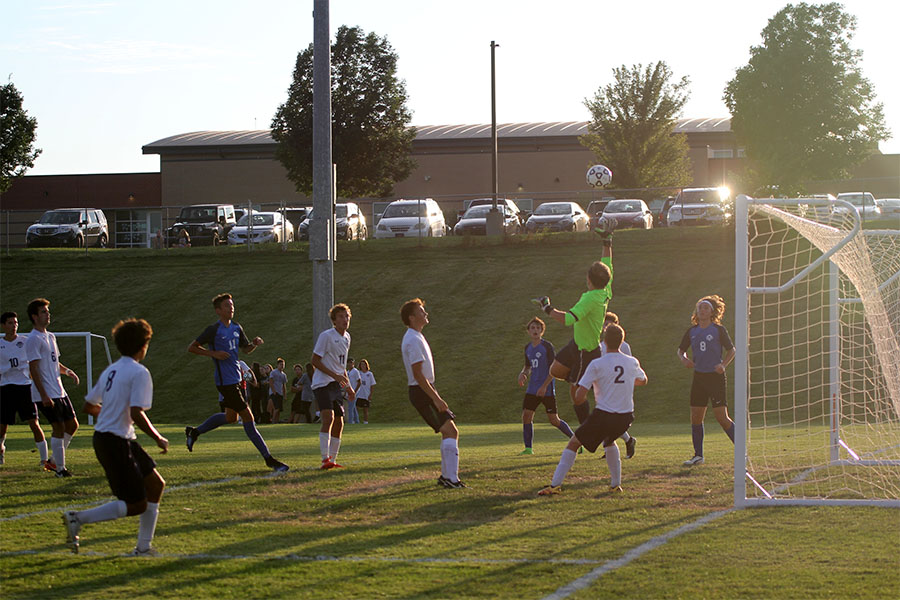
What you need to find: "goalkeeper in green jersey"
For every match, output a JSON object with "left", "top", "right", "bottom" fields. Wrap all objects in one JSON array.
[{"left": 534, "top": 223, "right": 613, "bottom": 424}]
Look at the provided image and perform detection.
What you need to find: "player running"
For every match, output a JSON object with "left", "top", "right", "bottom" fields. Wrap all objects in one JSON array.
[
  {"left": 517, "top": 317, "right": 574, "bottom": 454},
  {"left": 538, "top": 323, "right": 647, "bottom": 495},
  {"left": 534, "top": 221, "right": 615, "bottom": 425},
  {"left": 677, "top": 295, "right": 736, "bottom": 466},
  {"left": 184, "top": 294, "right": 289, "bottom": 473},
  {"left": 63, "top": 319, "right": 168, "bottom": 555}
]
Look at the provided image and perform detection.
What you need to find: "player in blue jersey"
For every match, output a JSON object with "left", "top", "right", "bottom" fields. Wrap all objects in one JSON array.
[
  {"left": 676, "top": 295, "right": 736, "bottom": 466},
  {"left": 184, "top": 294, "right": 289, "bottom": 473},
  {"left": 517, "top": 317, "right": 574, "bottom": 454}
]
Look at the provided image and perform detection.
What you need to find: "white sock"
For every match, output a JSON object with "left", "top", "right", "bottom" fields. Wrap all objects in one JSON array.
[
  {"left": 440, "top": 438, "right": 459, "bottom": 482},
  {"left": 77, "top": 500, "right": 128, "bottom": 524},
  {"left": 620, "top": 431, "right": 632, "bottom": 443},
  {"left": 605, "top": 443, "right": 622, "bottom": 487},
  {"left": 328, "top": 436, "right": 341, "bottom": 462},
  {"left": 51, "top": 437, "right": 65, "bottom": 470},
  {"left": 137, "top": 502, "right": 159, "bottom": 551},
  {"left": 551, "top": 448, "right": 578, "bottom": 487},
  {"left": 63, "top": 432, "right": 73, "bottom": 449},
  {"left": 37, "top": 440, "right": 49, "bottom": 462},
  {"left": 319, "top": 432, "right": 331, "bottom": 461}
]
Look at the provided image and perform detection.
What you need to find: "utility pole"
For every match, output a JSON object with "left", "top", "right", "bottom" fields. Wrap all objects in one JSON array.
[
  {"left": 311, "top": 0, "right": 334, "bottom": 338},
  {"left": 486, "top": 40, "right": 503, "bottom": 235}
]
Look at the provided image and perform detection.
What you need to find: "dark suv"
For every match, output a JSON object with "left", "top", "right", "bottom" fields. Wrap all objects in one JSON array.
[
  {"left": 166, "top": 204, "right": 236, "bottom": 246},
  {"left": 26, "top": 208, "right": 109, "bottom": 248}
]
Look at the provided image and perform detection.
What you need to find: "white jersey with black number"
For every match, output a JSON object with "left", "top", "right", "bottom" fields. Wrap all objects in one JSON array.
[
  {"left": 402, "top": 328, "right": 434, "bottom": 386},
  {"left": 0, "top": 334, "right": 31, "bottom": 386},
  {"left": 25, "top": 329, "right": 65, "bottom": 401},
  {"left": 311, "top": 328, "right": 351, "bottom": 389},
  {"left": 86, "top": 356, "right": 153, "bottom": 440},
  {"left": 578, "top": 351, "right": 646, "bottom": 414},
  {"left": 600, "top": 339, "right": 632, "bottom": 356},
  {"left": 357, "top": 371, "right": 376, "bottom": 399}
]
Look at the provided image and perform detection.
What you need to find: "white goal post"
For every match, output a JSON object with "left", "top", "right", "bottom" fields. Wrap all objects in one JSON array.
[
  {"left": 54, "top": 332, "right": 113, "bottom": 426},
  {"left": 734, "top": 195, "right": 900, "bottom": 507}
]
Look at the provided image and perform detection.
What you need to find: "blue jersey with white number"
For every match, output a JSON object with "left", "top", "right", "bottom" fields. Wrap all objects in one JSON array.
[
  {"left": 196, "top": 321, "right": 250, "bottom": 386},
  {"left": 679, "top": 323, "right": 734, "bottom": 373},
  {"left": 524, "top": 339, "right": 555, "bottom": 396}
]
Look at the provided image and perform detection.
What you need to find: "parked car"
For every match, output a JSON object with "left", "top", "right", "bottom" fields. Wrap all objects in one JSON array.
[
  {"left": 836, "top": 192, "right": 882, "bottom": 219},
  {"left": 454, "top": 204, "right": 520, "bottom": 235},
  {"left": 227, "top": 211, "right": 294, "bottom": 245},
  {"left": 166, "top": 204, "right": 236, "bottom": 246},
  {"left": 26, "top": 208, "right": 109, "bottom": 248},
  {"left": 587, "top": 199, "right": 612, "bottom": 229},
  {"left": 657, "top": 196, "right": 676, "bottom": 227},
  {"left": 601, "top": 199, "right": 653, "bottom": 230},
  {"left": 281, "top": 206, "right": 312, "bottom": 239},
  {"left": 296, "top": 203, "right": 367, "bottom": 240},
  {"left": 375, "top": 198, "right": 446, "bottom": 239},
  {"left": 875, "top": 198, "right": 900, "bottom": 217},
  {"left": 525, "top": 202, "right": 589, "bottom": 233},
  {"left": 666, "top": 188, "right": 732, "bottom": 226},
  {"left": 465, "top": 198, "right": 525, "bottom": 228}
]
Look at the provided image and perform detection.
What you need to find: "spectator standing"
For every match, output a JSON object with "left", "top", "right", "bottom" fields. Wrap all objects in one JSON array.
[
  {"left": 355, "top": 359, "right": 376, "bottom": 424},
  {"left": 268, "top": 359, "right": 287, "bottom": 424},
  {"left": 346, "top": 358, "right": 361, "bottom": 424}
]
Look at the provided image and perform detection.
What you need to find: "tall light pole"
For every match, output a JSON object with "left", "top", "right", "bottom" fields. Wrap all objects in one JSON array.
[
  {"left": 311, "top": 0, "right": 334, "bottom": 338},
  {"left": 486, "top": 40, "right": 503, "bottom": 235}
]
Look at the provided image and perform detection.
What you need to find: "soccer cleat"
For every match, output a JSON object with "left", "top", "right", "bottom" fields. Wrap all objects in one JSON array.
[
  {"left": 185, "top": 427, "right": 197, "bottom": 452},
  {"left": 265, "top": 456, "right": 290, "bottom": 473},
  {"left": 447, "top": 479, "right": 467, "bottom": 488},
  {"left": 625, "top": 436, "right": 636, "bottom": 459},
  {"left": 43, "top": 458, "right": 58, "bottom": 472},
  {"left": 62, "top": 511, "right": 81, "bottom": 553},
  {"left": 330, "top": 461, "right": 344, "bottom": 469},
  {"left": 537, "top": 485, "right": 562, "bottom": 496},
  {"left": 437, "top": 475, "right": 451, "bottom": 487},
  {"left": 609, "top": 485, "right": 624, "bottom": 493},
  {"left": 320, "top": 457, "right": 336, "bottom": 470},
  {"left": 56, "top": 468, "right": 73, "bottom": 478},
  {"left": 683, "top": 455, "right": 704, "bottom": 466},
  {"left": 519, "top": 448, "right": 534, "bottom": 455},
  {"left": 129, "top": 546, "right": 159, "bottom": 557}
]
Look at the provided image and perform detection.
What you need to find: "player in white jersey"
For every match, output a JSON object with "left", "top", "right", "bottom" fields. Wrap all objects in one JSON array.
[
  {"left": 25, "top": 298, "right": 80, "bottom": 477},
  {"left": 62, "top": 318, "right": 169, "bottom": 555},
  {"left": 311, "top": 303, "right": 354, "bottom": 469},
  {"left": 400, "top": 298, "right": 465, "bottom": 488},
  {"left": 599, "top": 312, "right": 635, "bottom": 459},
  {"left": 0, "top": 311, "right": 52, "bottom": 469},
  {"left": 538, "top": 324, "right": 647, "bottom": 495}
]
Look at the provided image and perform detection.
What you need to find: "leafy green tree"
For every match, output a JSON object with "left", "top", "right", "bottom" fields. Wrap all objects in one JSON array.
[
  {"left": 272, "top": 26, "right": 416, "bottom": 198},
  {"left": 581, "top": 61, "right": 693, "bottom": 192},
  {"left": 1, "top": 82, "right": 42, "bottom": 193},
  {"left": 724, "top": 2, "right": 889, "bottom": 196}
]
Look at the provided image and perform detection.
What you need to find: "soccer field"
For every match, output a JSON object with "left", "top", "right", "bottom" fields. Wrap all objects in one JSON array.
[{"left": 1, "top": 423, "right": 897, "bottom": 599}]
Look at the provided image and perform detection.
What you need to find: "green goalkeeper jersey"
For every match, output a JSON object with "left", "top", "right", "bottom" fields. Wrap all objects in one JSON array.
[{"left": 564, "top": 256, "right": 613, "bottom": 351}]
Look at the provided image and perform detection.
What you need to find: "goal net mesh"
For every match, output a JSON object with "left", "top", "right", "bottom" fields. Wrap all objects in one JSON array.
[{"left": 744, "top": 201, "right": 899, "bottom": 503}]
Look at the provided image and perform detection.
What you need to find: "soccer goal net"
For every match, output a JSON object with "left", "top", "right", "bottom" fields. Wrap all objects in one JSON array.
[{"left": 734, "top": 195, "right": 900, "bottom": 507}]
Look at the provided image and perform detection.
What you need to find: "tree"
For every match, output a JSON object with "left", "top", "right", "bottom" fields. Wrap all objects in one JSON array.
[
  {"left": 271, "top": 26, "right": 416, "bottom": 199},
  {"left": 724, "top": 2, "right": 889, "bottom": 196},
  {"left": 1, "top": 82, "right": 42, "bottom": 193},
  {"left": 580, "top": 62, "right": 693, "bottom": 192}
]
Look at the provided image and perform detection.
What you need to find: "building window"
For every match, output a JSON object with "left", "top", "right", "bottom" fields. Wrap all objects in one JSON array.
[{"left": 115, "top": 210, "right": 160, "bottom": 248}]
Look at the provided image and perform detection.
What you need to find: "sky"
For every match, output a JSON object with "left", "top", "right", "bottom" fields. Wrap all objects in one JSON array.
[{"left": 3, "top": 0, "right": 898, "bottom": 176}]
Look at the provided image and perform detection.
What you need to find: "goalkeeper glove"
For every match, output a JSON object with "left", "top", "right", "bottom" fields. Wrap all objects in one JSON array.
[{"left": 532, "top": 296, "right": 553, "bottom": 314}]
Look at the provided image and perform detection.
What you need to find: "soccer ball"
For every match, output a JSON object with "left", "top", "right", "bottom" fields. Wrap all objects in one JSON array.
[{"left": 586, "top": 164, "right": 612, "bottom": 188}]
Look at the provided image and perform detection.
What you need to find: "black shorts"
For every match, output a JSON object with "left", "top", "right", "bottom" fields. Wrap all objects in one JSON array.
[
  {"left": 270, "top": 393, "right": 284, "bottom": 411},
  {"left": 357, "top": 397, "right": 371, "bottom": 409},
  {"left": 523, "top": 393, "right": 558, "bottom": 414},
  {"left": 93, "top": 431, "right": 157, "bottom": 504},
  {"left": 314, "top": 382, "right": 344, "bottom": 416},
  {"left": 575, "top": 409, "right": 634, "bottom": 453},
  {"left": 408, "top": 385, "right": 455, "bottom": 433},
  {"left": 291, "top": 396, "right": 303, "bottom": 413},
  {"left": 556, "top": 339, "right": 603, "bottom": 384},
  {"left": 37, "top": 395, "right": 76, "bottom": 424},
  {"left": 217, "top": 384, "right": 249, "bottom": 412},
  {"left": 690, "top": 371, "right": 728, "bottom": 408},
  {"left": 0, "top": 384, "right": 38, "bottom": 424}
]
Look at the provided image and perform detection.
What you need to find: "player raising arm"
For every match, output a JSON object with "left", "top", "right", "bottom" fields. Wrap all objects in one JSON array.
[
  {"left": 538, "top": 323, "right": 647, "bottom": 495},
  {"left": 62, "top": 319, "right": 168, "bottom": 555},
  {"left": 677, "top": 295, "right": 736, "bottom": 466}
]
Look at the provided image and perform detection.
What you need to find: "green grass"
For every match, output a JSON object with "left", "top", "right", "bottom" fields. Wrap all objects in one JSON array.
[
  {"left": 0, "top": 423, "right": 896, "bottom": 599},
  {"left": 2, "top": 227, "right": 898, "bottom": 598}
]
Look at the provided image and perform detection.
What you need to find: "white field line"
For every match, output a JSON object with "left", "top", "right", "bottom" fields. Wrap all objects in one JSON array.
[
  {"left": 0, "top": 548, "right": 603, "bottom": 566},
  {"left": 542, "top": 508, "right": 736, "bottom": 600}
]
